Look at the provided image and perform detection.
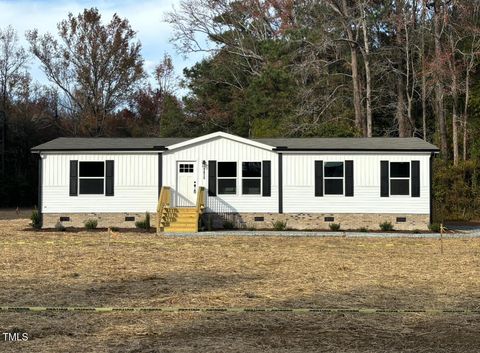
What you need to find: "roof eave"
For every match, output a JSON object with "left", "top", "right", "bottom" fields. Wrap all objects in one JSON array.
[
  {"left": 30, "top": 147, "right": 169, "bottom": 153},
  {"left": 272, "top": 147, "right": 440, "bottom": 152}
]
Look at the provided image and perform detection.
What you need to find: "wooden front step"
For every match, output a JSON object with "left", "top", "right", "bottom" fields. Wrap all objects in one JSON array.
[{"left": 162, "top": 207, "right": 199, "bottom": 233}]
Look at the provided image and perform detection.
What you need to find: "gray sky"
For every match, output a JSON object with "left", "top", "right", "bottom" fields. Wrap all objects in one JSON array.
[{"left": 0, "top": 0, "right": 205, "bottom": 91}]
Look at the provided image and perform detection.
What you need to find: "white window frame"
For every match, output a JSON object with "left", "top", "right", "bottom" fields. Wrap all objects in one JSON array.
[
  {"left": 389, "top": 161, "right": 410, "bottom": 196},
  {"left": 217, "top": 161, "right": 237, "bottom": 195},
  {"left": 241, "top": 161, "right": 262, "bottom": 195},
  {"left": 324, "top": 161, "right": 344, "bottom": 196},
  {"left": 78, "top": 161, "right": 105, "bottom": 195}
]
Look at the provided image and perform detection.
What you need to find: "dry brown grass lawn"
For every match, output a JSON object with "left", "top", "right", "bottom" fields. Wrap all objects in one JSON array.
[{"left": 1, "top": 218, "right": 480, "bottom": 352}]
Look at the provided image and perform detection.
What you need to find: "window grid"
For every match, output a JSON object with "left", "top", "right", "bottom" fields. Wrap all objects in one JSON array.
[
  {"left": 242, "top": 162, "right": 262, "bottom": 195},
  {"left": 179, "top": 163, "right": 194, "bottom": 173},
  {"left": 324, "top": 161, "right": 344, "bottom": 195},
  {"left": 79, "top": 161, "right": 105, "bottom": 195},
  {"left": 218, "top": 162, "right": 237, "bottom": 195},
  {"left": 390, "top": 162, "right": 410, "bottom": 195}
]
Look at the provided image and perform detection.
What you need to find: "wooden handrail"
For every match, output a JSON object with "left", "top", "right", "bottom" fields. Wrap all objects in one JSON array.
[
  {"left": 156, "top": 186, "right": 171, "bottom": 233},
  {"left": 196, "top": 186, "right": 206, "bottom": 214}
]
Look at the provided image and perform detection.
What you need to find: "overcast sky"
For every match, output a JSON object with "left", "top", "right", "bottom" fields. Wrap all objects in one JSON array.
[{"left": 0, "top": 0, "right": 205, "bottom": 92}]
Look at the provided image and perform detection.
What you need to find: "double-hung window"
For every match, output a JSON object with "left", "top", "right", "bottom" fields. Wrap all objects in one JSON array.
[
  {"left": 242, "top": 162, "right": 261, "bottom": 194},
  {"left": 79, "top": 162, "right": 105, "bottom": 195},
  {"left": 324, "top": 162, "right": 344, "bottom": 195},
  {"left": 390, "top": 162, "right": 410, "bottom": 195},
  {"left": 217, "top": 162, "right": 237, "bottom": 194}
]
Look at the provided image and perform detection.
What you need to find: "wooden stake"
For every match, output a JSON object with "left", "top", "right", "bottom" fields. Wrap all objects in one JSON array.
[{"left": 440, "top": 223, "right": 444, "bottom": 255}]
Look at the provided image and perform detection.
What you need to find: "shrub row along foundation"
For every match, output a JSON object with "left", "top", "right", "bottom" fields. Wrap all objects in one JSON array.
[{"left": 43, "top": 212, "right": 430, "bottom": 231}]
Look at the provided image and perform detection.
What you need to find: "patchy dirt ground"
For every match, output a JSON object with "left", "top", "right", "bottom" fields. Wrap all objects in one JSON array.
[
  {"left": 1, "top": 218, "right": 480, "bottom": 352},
  {"left": 0, "top": 209, "right": 33, "bottom": 220}
]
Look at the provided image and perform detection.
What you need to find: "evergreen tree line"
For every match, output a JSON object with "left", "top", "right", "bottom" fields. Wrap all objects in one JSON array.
[{"left": 0, "top": 3, "right": 479, "bottom": 221}]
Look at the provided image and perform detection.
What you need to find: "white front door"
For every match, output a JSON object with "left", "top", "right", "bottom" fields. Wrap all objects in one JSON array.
[{"left": 176, "top": 162, "right": 197, "bottom": 206}]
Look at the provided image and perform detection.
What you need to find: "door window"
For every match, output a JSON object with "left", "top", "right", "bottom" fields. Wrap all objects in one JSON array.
[{"left": 179, "top": 163, "right": 194, "bottom": 173}]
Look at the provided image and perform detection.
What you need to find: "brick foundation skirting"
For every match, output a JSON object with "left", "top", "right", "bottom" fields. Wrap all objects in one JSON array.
[
  {"left": 43, "top": 212, "right": 430, "bottom": 231},
  {"left": 201, "top": 212, "right": 430, "bottom": 231},
  {"left": 42, "top": 213, "right": 150, "bottom": 229}
]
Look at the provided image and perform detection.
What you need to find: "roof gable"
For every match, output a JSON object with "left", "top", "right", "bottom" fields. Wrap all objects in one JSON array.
[{"left": 166, "top": 132, "right": 274, "bottom": 151}]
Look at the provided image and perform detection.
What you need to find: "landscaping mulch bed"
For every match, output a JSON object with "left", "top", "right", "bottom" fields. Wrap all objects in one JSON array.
[{"left": 1, "top": 218, "right": 480, "bottom": 352}]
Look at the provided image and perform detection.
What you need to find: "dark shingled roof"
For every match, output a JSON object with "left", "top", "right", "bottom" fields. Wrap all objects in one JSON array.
[
  {"left": 254, "top": 137, "right": 439, "bottom": 151},
  {"left": 32, "top": 136, "right": 439, "bottom": 152},
  {"left": 31, "top": 137, "right": 189, "bottom": 151}
]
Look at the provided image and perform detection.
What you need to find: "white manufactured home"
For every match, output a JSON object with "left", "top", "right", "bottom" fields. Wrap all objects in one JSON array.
[{"left": 32, "top": 132, "right": 439, "bottom": 231}]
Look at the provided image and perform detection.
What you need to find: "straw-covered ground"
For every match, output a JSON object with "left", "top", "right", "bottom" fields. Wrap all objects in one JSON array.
[{"left": 1, "top": 217, "right": 480, "bottom": 352}]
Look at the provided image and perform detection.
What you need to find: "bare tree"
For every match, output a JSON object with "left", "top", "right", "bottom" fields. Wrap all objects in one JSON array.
[
  {"left": 326, "top": 0, "right": 366, "bottom": 136},
  {"left": 458, "top": 2, "right": 480, "bottom": 160},
  {"left": 0, "top": 26, "right": 29, "bottom": 111},
  {"left": 358, "top": 0, "right": 373, "bottom": 137},
  {"left": 420, "top": 0, "right": 428, "bottom": 140},
  {"left": 154, "top": 53, "right": 176, "bottom": 95},
  {"left": 27, "top": 8, "right": 144, "bottom": 136},
  {"left": 393, "top": 0, "right": 413, "bottom": 137},
  {"left": 445, "top": 1, "right": 463, "bottom": 165},
  {"left": 166, "top": 0, "right": 285, "bottom": 77},
  {"left": 432, "top": 0, "right": 448, "bottom": 158}
]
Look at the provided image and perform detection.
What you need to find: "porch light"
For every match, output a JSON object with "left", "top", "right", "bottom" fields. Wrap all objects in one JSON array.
[{"left": 202, "top": 160, "right": 207, "bottom": 179}]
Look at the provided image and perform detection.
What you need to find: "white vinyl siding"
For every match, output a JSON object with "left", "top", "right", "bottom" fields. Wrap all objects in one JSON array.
[
  {"left": 283, "top": 152, "right": 430, "bottom": 214},
  {"left": 163, "top": 136, "right": 278, "bottom": 213},
  {"left": 41, "top": 153, "right": 158, "bottom": 213}
]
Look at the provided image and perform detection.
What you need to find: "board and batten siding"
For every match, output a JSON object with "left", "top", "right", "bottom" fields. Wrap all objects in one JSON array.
[
  {"left": 163, "top": 137, "right": 278, "bottom": 213},
  {"left": 41, "top": 153, "right": 159, "bottom": 213},
  {"left": 282, "top": 152, "right": 431, "bottom": 214}
]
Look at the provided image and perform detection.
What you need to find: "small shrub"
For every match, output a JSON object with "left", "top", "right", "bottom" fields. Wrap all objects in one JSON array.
[
  {"left": 379, "top": 221, "right": 394, "bottom": 231},
  {"left": 413, "top": 229, "right": 421, "bottom": 234},
  {"left": 329, "top": 223, "right": 341, "bottom": 231},
  {"left": 272, "top": 220, "right": 287, "bottom": 231},
  {"left": 54, "top": 222, "right": 66, "bottom": 232},
  {"left": 30, "top": 210, "right": 41, "bottom": 229},
  {"left": 110, "top": 227, "right": 120, "bottom": 232},
  {"left": 428, "top": 223, "right": 441, "bottom": 232},
  {"left": 135, "top": 212, "right": 151, "bottom": 230},
  {"left": 223, "top": 220, "right": 235, "bottom": 229},
  {"left": 84, "top": 219, "right": 98, "bottom": 230},
  {"left": 359, "top": 227, "right": 368, "bottom": 232}
]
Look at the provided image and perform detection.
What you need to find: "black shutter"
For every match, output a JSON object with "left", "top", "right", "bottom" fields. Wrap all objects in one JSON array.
[
  {"left": 381, "top": 160, "right": 389, "bottom": 197},
  {"left": 411, "top": 160, "right": 420, "bottom": 197},
  {"left": 278, "top": 154, "right": 283, "bottom": 213},
  {"left": 262, "top": 161, "right": 271, "bottom": 197},
  {"left": 208, "top": 160, "right": 217, "bottom": 196},
  {"left": 345, "top": 160, "right": 354, "bottom": 197},
  {"left": 105, "top": 160, "right": 114, "bottom": 196},
  {"left": 315, "top": 160, "right": 323, "bottom": 197},
  {"left": 69, "top": 160, "right": 78, "bottom": 196}
]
